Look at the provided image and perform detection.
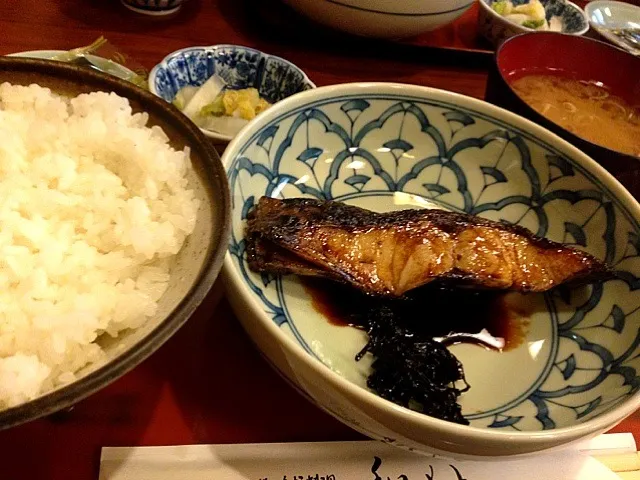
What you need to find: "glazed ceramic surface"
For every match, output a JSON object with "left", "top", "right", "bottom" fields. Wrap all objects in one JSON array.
[
  {"left": 149, "top": 45, "right": 315, "bottom": 143},
  {"left": 585, "top": 1, "right": 640, "bottom": 55},
  {"left": 478, "top": 0, "right": 589, "bottom": 46},
  {"left": 222, "top": 82, "right": 640, "bottom": 458},
  {"left": 279, "top": 0, "right": 475, "bottom": 39}
]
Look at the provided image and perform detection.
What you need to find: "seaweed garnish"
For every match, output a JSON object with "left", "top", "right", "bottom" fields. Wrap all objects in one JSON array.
[{"left": 353, "top": 302, "right": 470, "bottom": 425}]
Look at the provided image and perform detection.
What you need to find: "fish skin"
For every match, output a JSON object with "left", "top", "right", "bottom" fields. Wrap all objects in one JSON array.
[{"left": 246, "top": 197, "right": 614, "bottom": 297}]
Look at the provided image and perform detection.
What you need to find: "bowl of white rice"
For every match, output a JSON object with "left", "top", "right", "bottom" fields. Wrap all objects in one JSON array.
[{"left": 0, "top": 56, "right": 230, "bottom": 429}]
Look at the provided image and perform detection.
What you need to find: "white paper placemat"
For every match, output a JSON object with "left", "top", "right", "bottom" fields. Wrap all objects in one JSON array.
[{"left": 100, "top": 433, "right": 637, "bottom": 480}]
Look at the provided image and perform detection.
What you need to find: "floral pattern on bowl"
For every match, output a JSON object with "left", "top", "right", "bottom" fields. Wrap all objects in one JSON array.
[
  {"left": 478, "top": 0, "right": 589, "bottom": 47},
  {"left": 149, "top": 45, "right": 316, "bottom": 143},
  {"left": 223, "top": 85, "right": 640, "bottom": 445}
]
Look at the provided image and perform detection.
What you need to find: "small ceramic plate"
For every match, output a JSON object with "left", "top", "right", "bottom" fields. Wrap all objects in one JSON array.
[
  {"left": 7, "top": 50, "right": 139, "bottom": 83},
  {"left": 585, "top": 1, "right": 640, "bottom": 54}
]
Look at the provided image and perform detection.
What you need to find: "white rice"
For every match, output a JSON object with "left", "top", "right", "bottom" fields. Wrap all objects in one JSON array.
[{"left": 0, "top": 83, "right": 200, "bottom": 408}]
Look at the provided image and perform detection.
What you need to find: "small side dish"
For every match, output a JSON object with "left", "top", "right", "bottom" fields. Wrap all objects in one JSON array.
[
  {"left": 477, "top": 0, "right": 589, "bottom": 46},
  {"left": 585, "top": 1, "right": 640, "bottom": 56},
  {"left": 491, "top": 0, "right": 562, "bottom": 30},
  {"left": 149, "top": 45, "right": 315, "bottom": 143}
]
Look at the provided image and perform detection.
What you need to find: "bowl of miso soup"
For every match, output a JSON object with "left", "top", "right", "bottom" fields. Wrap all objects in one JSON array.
[{"left": 486, "top": 32, "right": 640, "bottom": 197}]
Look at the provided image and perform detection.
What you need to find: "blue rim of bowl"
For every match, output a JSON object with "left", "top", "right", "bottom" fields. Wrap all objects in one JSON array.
[
  {"left": 478, "top": 0, "right": 590, "bottom": 35},
  {"left": 221, "top": 82, "right": 640, "bottom": 453},
  {"left": 324, "top": 0, "right": 474, "bottom": 16},
  {"left": 148, "top": 44, "right": 316, "bottom": 143}
]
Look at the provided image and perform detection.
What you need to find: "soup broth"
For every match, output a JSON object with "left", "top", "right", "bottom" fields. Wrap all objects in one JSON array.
[{"left": 511, "top": 74, "right": 640, "bottom": 157}]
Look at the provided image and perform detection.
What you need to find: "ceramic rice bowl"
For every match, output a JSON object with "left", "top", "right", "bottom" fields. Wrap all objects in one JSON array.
[{"left": 0, "top": 57, "right": 230, "bottom": 430}]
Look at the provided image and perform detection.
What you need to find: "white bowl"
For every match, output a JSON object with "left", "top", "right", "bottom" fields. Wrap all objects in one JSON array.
[
  {"left": 221, "top": 82, "right": 640, "bottom": 458},
  {"left": 280, "top": 0, "right": 475, "bottom": 39}
]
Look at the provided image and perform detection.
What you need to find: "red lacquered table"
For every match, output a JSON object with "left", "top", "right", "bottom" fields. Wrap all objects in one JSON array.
[{"left": 0, "top": 1, "right": 638, "bottom": 478}]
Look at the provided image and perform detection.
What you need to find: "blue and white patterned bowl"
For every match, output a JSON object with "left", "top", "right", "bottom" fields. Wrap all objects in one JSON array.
[
  {"left": 149, "top": 45, "right": 316, "bottom": 143},
  {"left": 478, "top": 0, "right": 589, "bottom": 47},
  {"left": 221, "top": 83, "right": 640, "bottom": 458}
]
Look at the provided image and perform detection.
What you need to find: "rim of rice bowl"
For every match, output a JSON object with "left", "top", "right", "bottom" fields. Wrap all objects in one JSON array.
[{"left": 0, "top": 70, "right": 226, "bottom": 426}]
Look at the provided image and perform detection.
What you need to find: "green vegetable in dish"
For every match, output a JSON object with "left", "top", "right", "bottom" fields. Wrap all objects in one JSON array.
[
  {"left": 491, "top": 1, "right": 510, "bottom": 15},
  {"left": 200, "top": 95, "right": 226, "bottom": 117},
  {"left": 172, "top": 75, "right": 273, "bottom": 137},
  {"left": 522, "top": 19, "right": 545, "bottom": 29},
  {"left": 172, "top": 96, "right": 184, "bottom": 110},
  {"left": 489, "top": 0, "right": 562, "bottom": 32}
]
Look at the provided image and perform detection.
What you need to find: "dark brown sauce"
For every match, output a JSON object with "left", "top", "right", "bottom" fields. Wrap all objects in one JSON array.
[{"left": 302, "top": 278, "right": 529, "bottom": 351}]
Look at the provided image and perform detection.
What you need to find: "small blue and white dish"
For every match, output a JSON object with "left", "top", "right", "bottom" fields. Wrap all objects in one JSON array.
[
  {"left": 221, "top": 82, "right": 640, "bottom": 458},
  {"left": 478, "top": 0, "right": 589, "bottom": 47},
  {"left": 149, "top": 45, "right": 316, "bottom": 143},
  {"left": 586, "top": 1, "right": 640, "bottom": 55}
]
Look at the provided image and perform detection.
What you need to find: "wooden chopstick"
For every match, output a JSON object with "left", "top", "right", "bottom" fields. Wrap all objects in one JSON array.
[
  {"left": 615, "top": 472, "right": 640, "bottom": 480},
  {"left": 594, "top": 452, "right": 640, "bottom": 472},
  {"left": 593, "top": 451, "right": 640, "bottom": 479}
]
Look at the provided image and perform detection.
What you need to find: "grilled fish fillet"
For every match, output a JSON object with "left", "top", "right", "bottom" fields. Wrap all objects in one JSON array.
[{"left": 246, "top": 197, "right": 613, "bottom": 297}]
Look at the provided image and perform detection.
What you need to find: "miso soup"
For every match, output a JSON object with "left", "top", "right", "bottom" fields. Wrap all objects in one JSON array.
[{"left": 511, "top": 74, "right": 640, "bottom": 157}]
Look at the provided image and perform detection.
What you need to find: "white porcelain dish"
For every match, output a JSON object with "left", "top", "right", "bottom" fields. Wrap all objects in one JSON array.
[
  {"left": 279, "top": 0, "right": 475, "bottom": 39},
  {"left": 585, "top": 1, "right": 640, "bottom": 55}
]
